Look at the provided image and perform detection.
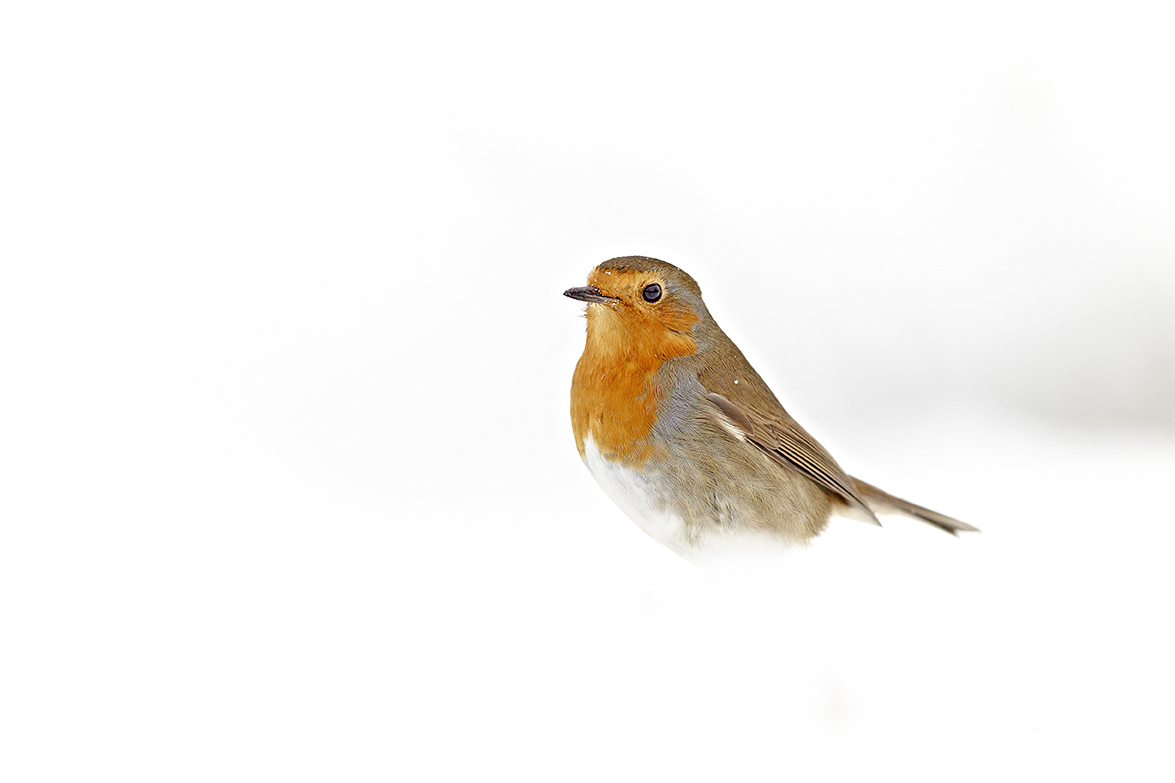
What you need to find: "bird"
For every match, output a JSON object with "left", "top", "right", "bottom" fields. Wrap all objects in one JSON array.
[{"left": 565, "top": 255, "right": 977, "bottom": 558}]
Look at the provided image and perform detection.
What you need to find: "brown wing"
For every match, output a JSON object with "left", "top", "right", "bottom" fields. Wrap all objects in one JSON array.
[{"left": 704, "top": 391, "right": 881, "bottom": 526}]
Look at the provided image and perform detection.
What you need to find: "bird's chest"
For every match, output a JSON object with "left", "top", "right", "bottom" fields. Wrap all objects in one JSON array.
[{"left": 570, "top": 352, "right": 667, "bottom": 464}]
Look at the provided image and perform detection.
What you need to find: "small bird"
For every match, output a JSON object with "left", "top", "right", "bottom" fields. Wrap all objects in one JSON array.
[{"left": 565, "top": 256, "right": 977, "bottom": 557}]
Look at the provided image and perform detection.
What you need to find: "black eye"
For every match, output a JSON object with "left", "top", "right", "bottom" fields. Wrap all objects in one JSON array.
[{"left": 642, "top": 283, "right": 662, "bottom": 303}]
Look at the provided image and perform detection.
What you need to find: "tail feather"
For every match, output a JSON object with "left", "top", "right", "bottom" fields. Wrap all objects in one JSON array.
[{"left": 849, "top": 476, "right": 979, "bottom": 536}]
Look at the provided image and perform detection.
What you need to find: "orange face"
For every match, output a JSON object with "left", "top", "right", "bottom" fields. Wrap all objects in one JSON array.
[
  {"left": 569, "top": 268, "right": 699, "bottom": 463},
  {"left": 582, "top": 267, "right": 701, "bottom": 352}
]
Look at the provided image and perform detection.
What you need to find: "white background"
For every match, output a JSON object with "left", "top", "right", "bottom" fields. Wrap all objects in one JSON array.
[{"left": 3, "top": 1, "right": 1174, "bottom": 780}]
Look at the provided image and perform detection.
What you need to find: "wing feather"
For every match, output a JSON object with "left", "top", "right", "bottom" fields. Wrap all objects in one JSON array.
[{"left": 705, "top": 391, "right": 880, "bottom": 525}]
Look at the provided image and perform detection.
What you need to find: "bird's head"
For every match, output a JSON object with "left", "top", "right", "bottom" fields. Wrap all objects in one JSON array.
[{"left": 564, "top": 256, "right": 707, "bottom": 358}]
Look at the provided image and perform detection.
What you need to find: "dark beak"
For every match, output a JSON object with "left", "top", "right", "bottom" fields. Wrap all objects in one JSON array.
[{"left": 563, "top": 285, "right": 617, "bottom": 304}]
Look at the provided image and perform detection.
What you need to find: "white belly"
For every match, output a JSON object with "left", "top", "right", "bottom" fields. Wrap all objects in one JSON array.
[
  {"left": 581, "top": 434, "right": 693, "bottom": 555},
  {"left": 580, "top": 435, "right": 799, "bottom": 561}
]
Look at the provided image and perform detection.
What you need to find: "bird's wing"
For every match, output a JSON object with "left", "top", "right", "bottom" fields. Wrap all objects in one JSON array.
[{"left": 703, "top": 389, "right": 881, "bottom": 526}]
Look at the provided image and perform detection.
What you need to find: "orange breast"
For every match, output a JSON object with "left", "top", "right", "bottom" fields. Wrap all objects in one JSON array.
[{"left": 570, "top": 306, "right": 697, "bottom": 465}]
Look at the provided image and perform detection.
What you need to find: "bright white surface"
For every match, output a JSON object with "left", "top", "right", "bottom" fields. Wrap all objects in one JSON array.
[{"left": 3, "top": 2, "right": 1174, "bottom": 781}]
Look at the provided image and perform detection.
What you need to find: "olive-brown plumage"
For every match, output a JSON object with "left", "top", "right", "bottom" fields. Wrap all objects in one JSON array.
[{"left": 566, "top": 256, "right": 976, "bottom": 556}]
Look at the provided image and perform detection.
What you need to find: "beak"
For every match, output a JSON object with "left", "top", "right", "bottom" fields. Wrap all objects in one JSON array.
[{"left": 563, "top": 285, "right": 617, "bottom": 304}]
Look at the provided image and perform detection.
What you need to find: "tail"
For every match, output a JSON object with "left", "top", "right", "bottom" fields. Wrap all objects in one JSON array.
[{"left": 849, "top": 476, "right": 979, "bottom": 536}]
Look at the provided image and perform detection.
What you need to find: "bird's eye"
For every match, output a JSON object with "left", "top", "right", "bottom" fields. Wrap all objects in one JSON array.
[{"left": 642, "top": 283, "right": 662, "bottom": 303}]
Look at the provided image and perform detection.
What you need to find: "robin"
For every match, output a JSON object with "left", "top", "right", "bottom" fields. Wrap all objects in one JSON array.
[{"left": 565, "top": 255, "right": 977, "bottom": 557}]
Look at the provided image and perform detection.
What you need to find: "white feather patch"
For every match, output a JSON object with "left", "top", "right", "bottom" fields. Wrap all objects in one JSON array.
[{"left": 582, "top": 434, "right": 692, "bottom": 555}]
